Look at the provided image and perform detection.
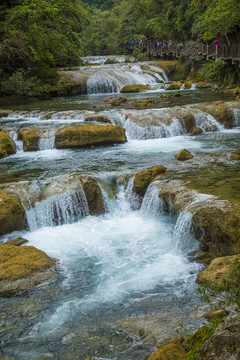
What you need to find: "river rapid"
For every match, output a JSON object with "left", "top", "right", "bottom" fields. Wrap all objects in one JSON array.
[{"left": 0, "top": 59, "right": 240, "bottom": 360}]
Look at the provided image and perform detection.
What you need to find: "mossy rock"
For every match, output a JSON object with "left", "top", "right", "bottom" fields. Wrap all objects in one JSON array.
[
  {"left": 175, "top": 149, "right": 194, "bottom": 161},
  {"left": 184, "top": 81, "right": 192, "bottom": 89},
  {"left": 166, "top": 82, "right": 182, "bottom": 90},
  {"left": 110, "top": 97, "right": 128, "bottom": 106},
  {"left": 133, "top": 165, "right": 166, "bottom": 196},
  {"left": 18, "top": 129, "right": 39, "bottom": 151},
  {"left": 174, "top": 91, "right": 183, "bottom": 97},
  {"left": 0, "top": 190, "right": 26, "bottom": 236},
  {"left": 230, "top": 149, "right": 240, "bottom": 160},
  {"left": 160, "top": 93, "right": 171, "bottom": 98},
  {"left": 190, "top": 126, "right": 204, "bottom": 136},
  {"left": 195, "top": 82, "right": 212, "bottom": 89},
  {"left": 120, "top": 84, "right": 150, "bottom": 93},
  {"left": 0, "top": 245, "right": 56, "bottom": 295},
  {"left": 204, "top": 309, "right": 229, "bottom": 322},
  {"left": 147, "top": 343, "right": 186, "bottom": 360},
  {"left": 3, "top": 237, "right": 29, "bottom": 246},
  {"left": 55, "top": 124, "right": 127, "bottom": 149},
  {"left": 0, "top": 131, "right": 16, "bottom": 158}
]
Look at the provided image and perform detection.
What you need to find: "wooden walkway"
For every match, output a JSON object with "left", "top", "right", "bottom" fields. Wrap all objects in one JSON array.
[{"left": 123, "top": 41, "right": 240, "bottom": 66}]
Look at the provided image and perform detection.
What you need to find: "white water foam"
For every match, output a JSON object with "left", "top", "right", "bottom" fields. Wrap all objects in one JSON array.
[{"left": 194, "top": 111, "right": 224, "bottom": 132}]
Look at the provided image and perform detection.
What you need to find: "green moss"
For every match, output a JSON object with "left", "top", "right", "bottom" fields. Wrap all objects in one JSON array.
[
  {"left": 120, "top": 84, "right": 150, "bottom": 93},
  {"left": 133, "top": 165, "right": 166, "bottom": 195}
]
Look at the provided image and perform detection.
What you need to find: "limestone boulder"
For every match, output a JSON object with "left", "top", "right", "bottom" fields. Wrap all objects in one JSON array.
[
  {"left": 41, "top": 173, "right": 105, "bottom": 215},
  {"left": 156, "top": 180, "right": 240, "bottom": 256},
  {"left": 196, "top": 255, "right": 240, "bottom": 284},
  {"left": 18, "top": 128, "right": 39, "bottom": 151},
  {"left": 165, "top": 82, "right": 182, "bottom": 90},
  {"left": 0, "top": 190, "right": 26, "bottom": 236},
  {"left": 3, "top": 237, "right": 29, "bottom": 246},
  {"left": 84, "top": 115, "right": 112, "bottom": 124},
  {"left": 55, "top": 124, "right": 126, "bottom": 149},
  {"left": 0, "top": 131, "right": 16, "bottom": 158},
  {"left": 174, "top": 149, "right": 194, "bottom": 161},
  {"left": 0, "top": 245, "right": 57, "bottom": 295},
  {"left": 133, "top": 165, "right": 166, "bottom": 196}
]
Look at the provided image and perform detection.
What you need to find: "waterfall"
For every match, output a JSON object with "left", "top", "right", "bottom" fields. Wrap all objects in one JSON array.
[
  {"left": 141, "top": 182, "right": 164, "bottom": 215},
  {"left": 172, "top": 211, "right": 194, "bottom": 254},
  {"left": 38, "top": 137, "right": 55, "bottom": 150},
  {"left": 194, "top": 111, "right": 224, "bottom": 132},
  {"left": 233, "top": 109, "right": 240, "bottom": 126},
  {"left": 125, "top": 117, "right": 185, "bottom": 140},
  {"left": 26, "top": 189, "right": 89, "bottom": 231}
]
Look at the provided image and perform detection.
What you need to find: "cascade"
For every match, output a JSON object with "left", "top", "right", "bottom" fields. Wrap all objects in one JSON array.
[
  {"left": 38, "top": 137, "right": 55, "bottom": 150},
  {"left": 141, "top": 182, "right": 164, "bottom": 215},
  {"left": 233, "top": 109, "right": 240, "bottom": 126},
  {"left": 194, "top": 110, "right": 224, "bottom": 132},
  {"left": 26, "top": 189, "right": 89, "bottom": 231}
]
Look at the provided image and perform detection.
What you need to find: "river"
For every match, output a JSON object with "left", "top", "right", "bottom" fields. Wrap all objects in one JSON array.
[{"left": 0, "top": 59, "right": 239, "bottom": 360}]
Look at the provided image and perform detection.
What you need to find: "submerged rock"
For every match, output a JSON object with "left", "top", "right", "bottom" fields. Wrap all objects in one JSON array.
[
  {"left": 120, "top": 84, "right": 150, "bottom": 93},
  {"left": 0, "top": 245, "right": 57, "bottom": 295},
  {"left": 174, "top": 149, "right": 194, "bottom": 161},
  {"left": 55, "top": 124, "right": 127, "bottom": 148},
  {"left": 0, "top": 131, "right": 16, "bottom": 158},
  {"left": 133, "top": 165, "right": 166, "bottom": 196},
  {"left": 230, "top": 149, "right": 240, "bottom": 160},
  {"left": 110, "top": 97, "right": 127, "bottom": 106},
  {"left": 0, "top": 190, "right": 26, "bottom": 237},
  {"left": 174, "top": 91, "right": 183, "bottom": 97}
]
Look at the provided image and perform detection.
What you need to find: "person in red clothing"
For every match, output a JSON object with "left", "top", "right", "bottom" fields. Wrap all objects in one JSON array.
[{"left": 215, "top": 37, "right": 221, "bottom": 47}]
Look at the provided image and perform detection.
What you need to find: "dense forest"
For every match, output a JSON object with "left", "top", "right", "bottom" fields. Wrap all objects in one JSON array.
[{"left": 0, "top": 0, "right": 239, "bottom": 96}]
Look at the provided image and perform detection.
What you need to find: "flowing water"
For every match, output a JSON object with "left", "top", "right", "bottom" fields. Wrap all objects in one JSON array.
[{"left": 0, "top": 61, "right": 240, "bottom": 359}]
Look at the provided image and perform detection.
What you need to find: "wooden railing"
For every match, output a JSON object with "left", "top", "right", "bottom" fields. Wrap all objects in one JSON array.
[{"left": 122, "top": 41, "right": 240, "bottom": 62}]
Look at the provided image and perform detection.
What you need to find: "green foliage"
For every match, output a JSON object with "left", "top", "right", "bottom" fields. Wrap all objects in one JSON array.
[
  {"left": 1, "top": 70, "right": 42, "bottom": 97},
  {"left": 197, "top": 60, "right": 228, "bottom": 82},
  {"left": 197, "top": 258, "right": 240, "bottom": 309}
]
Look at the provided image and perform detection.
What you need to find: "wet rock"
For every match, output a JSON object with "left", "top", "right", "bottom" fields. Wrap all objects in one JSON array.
[
  {"left": 110, "top": 97, "right": 127, "bottom": 106},
  {"left": 147, "top": 343, "right": 186, "bottom": 360},
  {"left": 133, "top": 165, "right": 166, "bottom": 196},
  {"left": 197, "top": 314, "right": 240, "bottom": 360},
  {"left": 196, "top": 255, "right": 240, "bottom": 284},
  {"left": 3, "top": 237, "right": 29, "bottom": 246},
  {"left": 55, "top": 124, "right": 126, "bottom": 148},
  {"left": 0, "top": 245, "right": 57, "bottom": 295},
  {"left": 174, "top": 149, "right": 194, "bottom": 161},
  {"left": 84, "top": 115, "right": 112, "bottom": 124},
  {"left": 0, "top": 190, "right": 26, "bottom": 237},
  {"left": 0, "top": 131, "right": 16, "bottom": 158},
  {"left": 115, "top": 311, "right": 182, "bottom": 348},
  {"left": 184, "top": 81, "right": 192, "bottom": 89},
  {"left": 0, "top": 357, "right": 17, "bottom": 360},
  {"left": 41, "top": 173, "right": 105, "bottom": 215},
  {"left": 230, "top": 149, "right": 240, "bottom": 160},
  {"left": 0, "top": 110, "right": 12, "bottom": 118},
  {"left": 120, "top": 84, "right": 150, "bottom": 93},
  {"left": 202, "top": 119, "right": 218, "bottom": 132},
  {"left": 190, "top": 126, "right": 204, "bottom": 136}
]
